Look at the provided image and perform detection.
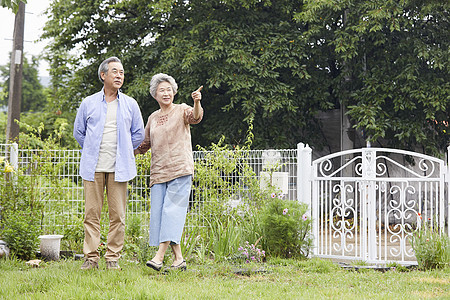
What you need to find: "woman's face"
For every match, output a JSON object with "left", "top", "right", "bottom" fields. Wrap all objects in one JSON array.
[{"left": 154, "top": 81, "right": 174, "bottom": 108}]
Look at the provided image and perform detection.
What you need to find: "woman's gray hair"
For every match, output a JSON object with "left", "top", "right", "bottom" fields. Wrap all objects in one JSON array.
[
  {"left": 98, "top": 57, "right": 121, "bottom": 83},
  {"left": 149, "top": 73, "right": 178, "bottom": 98}
]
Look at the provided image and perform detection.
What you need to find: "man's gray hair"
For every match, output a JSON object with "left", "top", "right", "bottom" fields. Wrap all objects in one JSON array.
[
  {"left": 98, "top": 57, "right": 122, "bottom": 83},
  {"left": 149, "top": 73, "right": 178, "bottom": 98}
]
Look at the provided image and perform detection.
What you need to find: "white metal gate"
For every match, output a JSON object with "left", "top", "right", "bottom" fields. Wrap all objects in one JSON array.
[{"left": 297, "top": 144, "right": 450, "bottom": 264}]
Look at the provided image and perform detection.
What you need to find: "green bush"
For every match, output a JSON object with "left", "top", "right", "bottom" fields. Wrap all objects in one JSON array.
[
  {"left": 0, "top": 210, "right": 40, "bottom": 260},
  {"left": 123, "top": 214, "right": 149, "bottom": 261},
  {"left": 135, "top": 224, "right": 153, "bottom": 264},
  {"left": 411, "top": 221, "right": 450, "bottom": 270},
  {"left": 61, "top": 216, "right": 84, "bottom": 253},
  {"left": 126, "top": 214, "right": 144, "bottom": 243},
  {"left": 261, "top": 197, "right": 312, "bottom": 259}
]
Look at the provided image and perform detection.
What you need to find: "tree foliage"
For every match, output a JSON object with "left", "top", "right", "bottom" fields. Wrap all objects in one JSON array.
[
  {"left": 0, "top": 55, "right": 47, "bottom": 112},
  {"left": 0, "top": 0, "right": 26, "bottom": 13},
  {"left": 295, "top": 0, "right": 449, "bottom": 154},
  {"left": 42, "top": 0, "right": 449, "bottom": 153}
]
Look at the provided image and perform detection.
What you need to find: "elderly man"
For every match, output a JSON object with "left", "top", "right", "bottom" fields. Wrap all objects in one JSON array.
[{"left": 73, "top": 57, "right": 145, "bottom": 270}]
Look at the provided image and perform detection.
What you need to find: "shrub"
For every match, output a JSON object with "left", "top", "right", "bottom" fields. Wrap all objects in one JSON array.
[
  {"left": 123, "top": 214, "right": 149, "bottom": 261},
  {"left": 411, "top": 221, "right": 450, "bottom": 270},
  {"left": 0, "top": 156, "right": 41, "bottom": 260},
  {"left": 261, "top": 197, "right": 312, "bottom": 259},
  {"left": 126, "top": 214, "right": 144, "bottom": 244},
  {"left": 0, "top": 210, "right": 40, "bottom": 260},
  {"left": 61, "top": 216, "right": 84, "bottom": 253}
]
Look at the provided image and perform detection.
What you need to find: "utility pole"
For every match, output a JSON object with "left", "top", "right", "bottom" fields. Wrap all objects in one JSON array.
[{"left": 6, "top": 1, "right": 25, "bottom": 143}]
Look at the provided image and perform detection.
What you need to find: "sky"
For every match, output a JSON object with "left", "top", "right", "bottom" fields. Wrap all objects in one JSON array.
[{"left": 0, "top": 0, "right": 51, "bottom": 77}]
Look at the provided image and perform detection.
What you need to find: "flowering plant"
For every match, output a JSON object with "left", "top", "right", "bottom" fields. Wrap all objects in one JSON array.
[
  {"left": 0, "top": 157, "right": 14, "bottom": 173},
  {"left": 237, "top": 240, "right": 265, "bottom": 263},
  {"left": 271, "top": 192, "right": 284, "bottom": 200},
  {"left": 261, "top": 196, "right": 312, "bottom": 258},
  {"left": 0, "top": 156, "right": 17, "bottom": 202}
]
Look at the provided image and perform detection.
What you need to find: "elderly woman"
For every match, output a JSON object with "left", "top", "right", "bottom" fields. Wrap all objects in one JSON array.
[{"left": 135, "top": 73, "right": 203, "bottom": 271}]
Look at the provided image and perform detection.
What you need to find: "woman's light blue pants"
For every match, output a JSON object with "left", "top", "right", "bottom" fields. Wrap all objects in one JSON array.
[{"left": 149, "top": 175, "right": 192, "bottom": 246}]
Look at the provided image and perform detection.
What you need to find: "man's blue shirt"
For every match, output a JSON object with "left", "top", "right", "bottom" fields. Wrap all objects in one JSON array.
[{"left": 73, "top": 89, "right": 145, "bottom": 182}]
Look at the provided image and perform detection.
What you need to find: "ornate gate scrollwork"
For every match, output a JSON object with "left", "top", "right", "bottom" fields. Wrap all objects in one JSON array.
[{"left": 311, "top": 147, "right": 447, "bottom": 264}]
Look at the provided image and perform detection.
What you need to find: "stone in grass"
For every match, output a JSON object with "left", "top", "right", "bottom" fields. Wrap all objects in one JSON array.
[{"left": 26, "top": 259, "right": 42, "bottom": 268}]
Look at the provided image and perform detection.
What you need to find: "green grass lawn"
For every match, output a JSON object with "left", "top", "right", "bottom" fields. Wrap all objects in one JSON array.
[{"left": 0, "top": 258, "right": 449, "bottom": 299}]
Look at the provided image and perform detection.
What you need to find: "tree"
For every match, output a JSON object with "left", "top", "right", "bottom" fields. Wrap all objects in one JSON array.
[
  {"left": 0, "top": 55, "right": 47, "bottom": 112},
  {"left": 295, "top": 0, "right": 449, "bottom": 154},
  {"left": 43, "top": 0, "right": 330, "bottom": 149},
  {"left": 42, "top": 0, "right": 449, "bottom": 153}
]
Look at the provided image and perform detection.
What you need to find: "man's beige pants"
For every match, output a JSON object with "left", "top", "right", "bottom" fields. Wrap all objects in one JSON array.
[{"left": 83, "top": 172, "right": 127, "bottom": 262}]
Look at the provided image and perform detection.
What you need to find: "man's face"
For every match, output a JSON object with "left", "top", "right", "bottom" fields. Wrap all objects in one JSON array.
[{"left": 101, "top": 62, "right": 124, "bottom": 91}]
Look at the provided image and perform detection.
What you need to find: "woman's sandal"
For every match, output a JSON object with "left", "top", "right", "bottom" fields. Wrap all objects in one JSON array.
[
  {"left": 170, "top": 260, "right": 186, "bottom": 271},
  {"left": 146, "top": 260, "right": 163, "bottom": 271}
]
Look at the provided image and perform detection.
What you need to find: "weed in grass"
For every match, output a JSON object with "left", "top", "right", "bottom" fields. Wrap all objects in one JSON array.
[
  {"left": 181, "top": 222, "right": 202, "bottom": 261},
  {"left": 267, "top": 257, "right": 296, "bottom": 266},
  {"left": 387, "top": 262, "right": 410, "bottom": 272},
  {"left": 296, "top": 258, "right": 340, "bottom": 273},
  {"left": 208, "top": 216, "right": 243, "bottom": 261},
  {"left": 351, "top": 260, "right": 369, "bottom": 266}
]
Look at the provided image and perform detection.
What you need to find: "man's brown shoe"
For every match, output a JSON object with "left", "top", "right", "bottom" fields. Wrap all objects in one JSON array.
[
  {"left": 80, "top": 259, "right": 99, "bottom": 270},
  {"left": 106, "top": 261, "right": 121, "bottom": 270}
]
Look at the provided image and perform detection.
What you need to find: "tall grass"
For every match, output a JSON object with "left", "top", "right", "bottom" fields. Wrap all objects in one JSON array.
[{"left": 411, "top": 221, "right": 450, "bottom": 270}]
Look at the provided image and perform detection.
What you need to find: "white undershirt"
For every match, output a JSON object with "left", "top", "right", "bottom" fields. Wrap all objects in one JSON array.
[{"left": 96, "top": 99, "right": 118, "bottom": 172}]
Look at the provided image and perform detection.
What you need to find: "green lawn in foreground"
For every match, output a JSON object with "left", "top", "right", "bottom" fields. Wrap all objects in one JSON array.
[{"left": 0, "top": 258, "right": 449, "bottom": 299}]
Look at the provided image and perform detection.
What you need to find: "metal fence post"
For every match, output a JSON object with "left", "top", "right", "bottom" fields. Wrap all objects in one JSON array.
[
  {"left": 297, "top": 142, "right": 312, "bottom": 208},
  {"left": 362, "top": 147, "right": 377, "bottom": 261},
  {"left": 297, "top": 142, "right": 314, "bottom": 255}
]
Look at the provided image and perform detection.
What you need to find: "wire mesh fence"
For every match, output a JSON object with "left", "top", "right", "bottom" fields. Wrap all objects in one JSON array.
[{"left": 1, "top": 145, "right": 299, "bottom": 230}]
